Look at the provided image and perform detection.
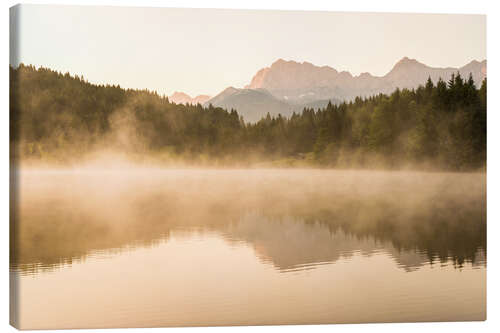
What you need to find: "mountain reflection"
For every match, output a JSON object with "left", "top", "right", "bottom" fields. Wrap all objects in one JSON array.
[
  {"left": 223, "top": 213, "right": 485, "bottom": 272},
  {"left": 10, "top": 169, "right": 486, "bottom": 274}
]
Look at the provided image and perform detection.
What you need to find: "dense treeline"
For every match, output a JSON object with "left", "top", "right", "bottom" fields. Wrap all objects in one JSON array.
[{"left": 10, "top": 64, "right": 486, "bottom": 170}]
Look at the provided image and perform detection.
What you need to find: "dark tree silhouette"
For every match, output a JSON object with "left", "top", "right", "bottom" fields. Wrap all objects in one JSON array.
[{"left": 10, "top": 65, "right": 486, "bottom": 170}]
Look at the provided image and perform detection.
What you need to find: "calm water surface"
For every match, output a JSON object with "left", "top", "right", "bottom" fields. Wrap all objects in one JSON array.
[{"left": 10, "top": 169, "right": 486, "bottom": 329}]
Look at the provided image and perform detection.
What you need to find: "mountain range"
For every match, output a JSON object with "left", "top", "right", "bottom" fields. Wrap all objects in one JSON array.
[
  {"left": 203, "top": 86, "right": 336, "bottom": 123},
  {"left": 168, "top": 91, "right": 211, "bottom": 105},
  {"left": 245, "top": 57, "right": 487, "bottom": 102},
  {"left": 171, "top": 57, "right": 487, "bottom": 122}
]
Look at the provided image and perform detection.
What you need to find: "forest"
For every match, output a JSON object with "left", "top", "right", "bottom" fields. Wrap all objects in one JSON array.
[{"left": 10, "top": 64, "right": 486, "bottom": 170}]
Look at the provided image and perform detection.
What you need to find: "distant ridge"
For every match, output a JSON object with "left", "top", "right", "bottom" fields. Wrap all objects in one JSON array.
[
  {"left": 246, "top": 57, "right": 487, "bottom": 102},
  {"left": 16, "top": 58, "right": 485, "bottom": 124},
  {"left": 204, "top": 57, "right": 486, "bottom": 122},
  {"left": 169, "top": 91, "right": 211, "bottom": 105},
  {"left": 204, "top": 87, "right": 293, "bottom": 123}
]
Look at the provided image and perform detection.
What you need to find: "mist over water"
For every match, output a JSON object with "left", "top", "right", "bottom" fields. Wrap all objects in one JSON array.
[
  {"left": 11, "top": 167, "right": 486, "bottom": 272},
  {"left": 10, "top": 167, "right": 486, "bottom": 328}
]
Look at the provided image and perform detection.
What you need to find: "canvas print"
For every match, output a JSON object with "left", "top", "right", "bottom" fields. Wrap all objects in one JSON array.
[{"left": 9, "top": 4, "right": 486, "bottom": 329}]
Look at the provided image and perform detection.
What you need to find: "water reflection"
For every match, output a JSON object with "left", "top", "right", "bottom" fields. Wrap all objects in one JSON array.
[
  {"left": 223, "top": 214, "right": 486, "bottom": 273},
  {"left": 10, "top": 169, "right": 486, "bottom": 275}
]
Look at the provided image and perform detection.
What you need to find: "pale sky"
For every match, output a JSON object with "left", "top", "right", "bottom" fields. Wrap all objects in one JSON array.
[{"left": 11, "top": 5, "right": 486, "bottom": 97}]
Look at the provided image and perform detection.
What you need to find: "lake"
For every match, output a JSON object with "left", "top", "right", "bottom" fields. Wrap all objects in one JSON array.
[{"left": 10, "top": 169, "right": 486, "bottom": 329}]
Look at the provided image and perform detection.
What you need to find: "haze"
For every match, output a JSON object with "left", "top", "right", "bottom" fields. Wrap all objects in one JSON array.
[{"left": 10, "top": 5, "right": 485, "bottom": 96}]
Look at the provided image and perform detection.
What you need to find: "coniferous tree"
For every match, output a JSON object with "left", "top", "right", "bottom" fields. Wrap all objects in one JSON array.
[{"left": 10, "top": 64, "right": 487, "bottom": 170}]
